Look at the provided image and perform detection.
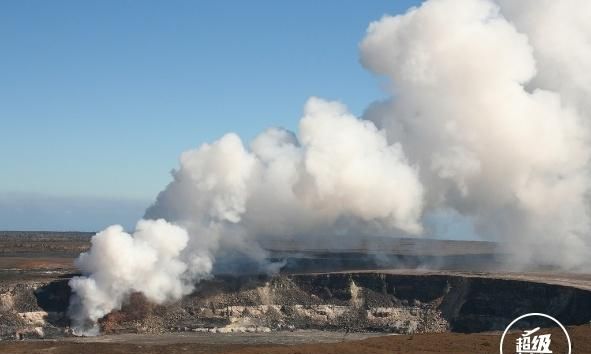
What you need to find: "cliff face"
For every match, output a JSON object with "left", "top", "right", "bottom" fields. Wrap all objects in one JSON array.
[
  {"left": 1, "top": 273, "right": 590, "bottom": 339},
  {"left": 442, "top": 276, "right": 591, "bottom": 332}
]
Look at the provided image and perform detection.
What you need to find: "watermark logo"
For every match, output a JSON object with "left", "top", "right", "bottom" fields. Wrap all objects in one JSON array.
[
  {"left": 500, "top": 313, "right": 571, "bottom": 354},
  {"left": 515, "top": 327, "right": 552, "bottom": 353}
]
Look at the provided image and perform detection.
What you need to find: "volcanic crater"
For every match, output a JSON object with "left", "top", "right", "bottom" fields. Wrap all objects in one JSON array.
[{"left": 1, "top": 232, "right": 590, "bottom": 342}]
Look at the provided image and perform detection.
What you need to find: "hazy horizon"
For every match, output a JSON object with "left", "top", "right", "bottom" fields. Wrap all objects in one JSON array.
[{"left": 0, "top": 1, "right": 421, "bottom": 231}]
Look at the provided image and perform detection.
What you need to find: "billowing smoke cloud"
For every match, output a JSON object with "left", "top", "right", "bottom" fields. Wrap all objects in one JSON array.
[
  {"left": 143, "top": 97, "right": 425, "bottom": 273},
  {"left": 69, "top": 0, "right": 591, "bottom": 333},
  {"left": 68, "top": 219, "right": 212, "bottom": 334},
  {"left": 69, "top": 97, "right": 424, "bottom": 334},
  {"left": 360, "top": 0, "right": 591, "bottom": 268}
]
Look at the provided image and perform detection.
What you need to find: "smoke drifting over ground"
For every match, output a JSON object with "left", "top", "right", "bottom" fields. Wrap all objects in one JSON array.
[{"left": 69, "top": 0, "right": 591, "bottom": 334}]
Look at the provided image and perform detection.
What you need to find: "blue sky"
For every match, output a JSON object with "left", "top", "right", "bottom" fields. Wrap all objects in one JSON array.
[{"left": 0, "top": 1, "right": 422, "bottom": 231}]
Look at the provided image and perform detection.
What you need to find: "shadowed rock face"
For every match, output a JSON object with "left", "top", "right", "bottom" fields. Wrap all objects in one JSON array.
[
  {"left": 442, "top": 276, "right": 591, "bottom": 332},
  {"left": 1, "top": 272, "right": 590, "bottom": 339}
]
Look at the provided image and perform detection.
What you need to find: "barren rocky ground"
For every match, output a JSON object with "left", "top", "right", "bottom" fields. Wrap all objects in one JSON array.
[{"left": 0, "top": 325, "right": 589, "bottom": 354}]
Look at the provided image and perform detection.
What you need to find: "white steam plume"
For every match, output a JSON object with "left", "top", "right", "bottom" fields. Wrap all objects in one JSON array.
[
  {"left": 68, "top": 219, "right": 212, "bottom": 334},
  {"left": 360, "top": 0, "right": 591, "bottom": 268},
  {"left": 69, "top": 98, "right": 423, "bottom": 333},
  {"left": 69, "top": 0, "right": 591, "bottom": 333}
]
